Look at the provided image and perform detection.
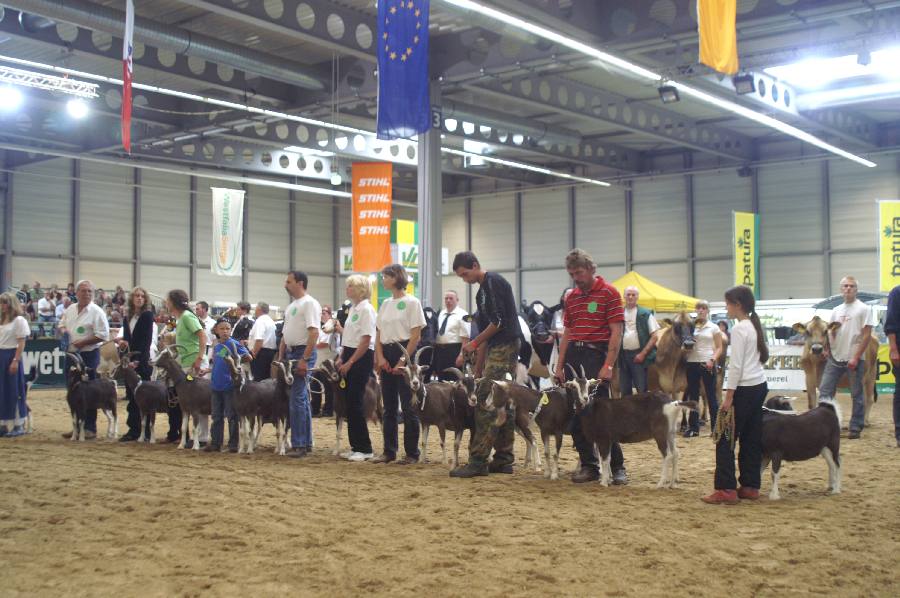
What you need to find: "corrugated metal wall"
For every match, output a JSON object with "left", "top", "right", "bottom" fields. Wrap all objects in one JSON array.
[{"left": 471, "top": 193, "right": 515, "bottom": 270}]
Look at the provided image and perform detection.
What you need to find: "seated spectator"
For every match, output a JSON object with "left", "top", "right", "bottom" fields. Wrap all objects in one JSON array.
[
  {"left": 16, "top": 284, "right": 29, "bottom": 305},
  {"left": 37, "top": 290, "right": 55, "bottom": 323},
  {"left": 66, "top": 283, "right": 76, "bottom": 302},
  {"left": 56, "top": 296, "right": 70, "bottom": 320}
]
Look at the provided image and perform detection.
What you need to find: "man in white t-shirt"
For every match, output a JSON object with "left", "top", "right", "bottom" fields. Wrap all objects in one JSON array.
[
  {"left": 819, "top": 275, "right": 876, "bottom": 438},
  {"left": 431, "top": 290, "right": 470, "bottom": 381},
  {"left": 278, "top": 271, "right": 321, "bottom": 457},
  {"left": 37, "top": 291, "right": 55, "bottom": 322},
  {"left": 249, "top": 301, "right": 277, "bottom": 381},
  {"left": 55, "top": 296, "right": 70, "bottom": 320},
  {"left": 618, "top": 286, "right": 660, "bottom": 395}
]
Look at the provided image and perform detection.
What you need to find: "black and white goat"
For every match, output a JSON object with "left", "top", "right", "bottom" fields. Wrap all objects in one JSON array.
[
  {"left": 414, "top": 367, "right": 474, "bottom": 466},
  {"left": 115, "top": 351, "right": 169, "bottom": 443},
  {"left": 260, "top": 360, "right": 294, "bottom": 455},
  {"left": 65, "top": 352, "right": 118, "bottom": 441},
  {"left": 761, "top": 396, "right": 841, "bottom": 500},
  {"left": 153, "top": 346, "right": 211, "bottom": 450},
  {"left": 222, "top": 345, "right": 277, "bottom": 454},
  {"left": 315, "top": 359, "right": 382, "bottom": 458}
]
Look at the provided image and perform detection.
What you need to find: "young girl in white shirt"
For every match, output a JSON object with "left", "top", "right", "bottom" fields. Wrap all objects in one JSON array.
[
  {"left": 0, "top": 292, "right": 31, "bottom": 437},
  {"left": 702, "top": 285, "right": 769, "bottom": 505}
]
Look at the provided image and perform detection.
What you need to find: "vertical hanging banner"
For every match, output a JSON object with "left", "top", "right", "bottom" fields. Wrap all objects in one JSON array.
[
  {"left": 211, "top": 187, "right": 245, "bottom": 276},
  {"left": 121, "top": 0, "right": 134, "bottom": 153},
  {"left": 698, "top": 0, "right": 739, "bottom": 75},
  {"left": 376, "top": 0, "right": 430, "bottom": 139},
  {"left": 352, "top": 163, "right": 393, "bottom": 273},
  {"left": 877, "top": 199, "right": 900, "bottom": 292},
  {"left": 733, "top": 211, "right": 760, "bottom": 298}
]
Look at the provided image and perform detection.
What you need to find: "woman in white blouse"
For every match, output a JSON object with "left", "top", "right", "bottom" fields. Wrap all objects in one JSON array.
[
  {"left": 373, "top": 264, "right": 426, "bottom": 464},
  {"left": 702, "top": 285, "right": 769, "bottom": 505},
  {"left": 0, "top": 292, "right": 31, "bottom": 437},
  {"left": 685, "top": 300, "right": 724, "bottom": 437},
  {"left": 335, "top": 275, "right": 376, "bottom": 461}
]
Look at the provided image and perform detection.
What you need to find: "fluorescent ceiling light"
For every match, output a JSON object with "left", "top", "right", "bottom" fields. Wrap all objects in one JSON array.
[
  {"left": 798, "top": 80, "right": 900, "bottom": 110},
  {"left": 66, "top": 98, "right": 89, "bottom": 119},
  {"left": 438, "top": 0, "right": 876, "bottom": 168},
  {"left": 444, "top": 148, "right": 610, "bottom": 186},
  {"left": 766, "top": 47, "right": 900, "bottom": 90}
]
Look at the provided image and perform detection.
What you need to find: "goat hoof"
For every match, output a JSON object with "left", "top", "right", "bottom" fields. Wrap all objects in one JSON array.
[{"left": 768, "top": 492, "right": 781, "bottom": 501}]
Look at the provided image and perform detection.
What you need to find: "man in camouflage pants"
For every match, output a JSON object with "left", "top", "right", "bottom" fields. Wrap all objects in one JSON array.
[{"left": 450, "top": 251, "right": 522, "bottom": 478}]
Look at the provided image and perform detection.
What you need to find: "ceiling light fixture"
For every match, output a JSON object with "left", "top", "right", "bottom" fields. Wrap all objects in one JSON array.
[
  {"left": 443, "top": 148, "right": 610, "bottom": 186},
  {"left": 0, "top": 85, "right": 22, "bottom": 110},
  {"left": 66, "top": 98, "right": 89, "bottom": 119},
  {"left": 438, "top": 0, "right": 876, "bottom": 168},
  {"left": 732, "top": 73, "right": 756, "bottom": 95},
  {"left": 658, "top": 85, "right": 680, "bottom": 104}
]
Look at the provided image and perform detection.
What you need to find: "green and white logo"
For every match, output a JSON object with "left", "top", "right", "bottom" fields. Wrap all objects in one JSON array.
[
  {"left": 351, "top": 314, "right": 359, "bottom": 322},
  {"left": 397, "top": 300, "right": 406, "bottom": 310},
  {"left": 587, "top": 301, "right": 598, "bottom": 313},
  {"left": 76, "top": 326, "right": 85, "bottom": 334}
]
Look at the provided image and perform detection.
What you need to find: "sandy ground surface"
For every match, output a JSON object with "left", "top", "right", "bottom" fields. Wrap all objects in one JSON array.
[{"left": 1, "top": 387, "right": 898, "bottom": 598}]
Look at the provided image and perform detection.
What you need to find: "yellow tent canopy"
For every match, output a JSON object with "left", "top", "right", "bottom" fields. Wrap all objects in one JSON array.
[{"left": 610, "top": 271, "right": 700, "bottom": 313}]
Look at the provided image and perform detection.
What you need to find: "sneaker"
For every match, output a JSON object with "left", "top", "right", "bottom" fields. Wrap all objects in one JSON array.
[
  {"left": 701, "top": 489, "right": 739, "bottom": 505},
  {"left": 847, "top": 431, "right": 861, "bottom": 439},
  {"left": 449, "top": 462, "right": 489, "bottom": 478},
  {"left": 202, "top": 443, "right": 222, "bottom": 453},
  {"left": 488, "top": 461, "right": 513, "bottom": 474},
  {"left": 339, "top": 450, "right": 354, "bottom": 459},
  {"left": 370, "top": 453, "right": 396, "bottom": 464},
  {"left": 6, "top": 426, "right": 25, "bottom": 438},
  {"left": 738, "top": 487, "right": 760, "bottom": 500},
  {"left": 612, "top": 469, "right": 629, "bottom": 486},
  {"left": 348, "top": 452, "right": 374, "bottom": 462},
  {"left": 119, "top": 434, "right": 139, "bottom": 442},
  {"left": 571, "top": 466, "right": 600, "bottom": 484},
  {"left": 394, "top": 456, "right": 420, "bottom": 465},
  {"left": 683, "top": 430, "right": 699, "bottom": 438},
  {"left": 287, "top": 447, "right": 308, "bottom": 458}
]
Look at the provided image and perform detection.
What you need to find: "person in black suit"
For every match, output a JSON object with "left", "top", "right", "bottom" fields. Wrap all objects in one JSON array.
[{"left": 117, "top": 286, "right": 155, "bottom": 441}]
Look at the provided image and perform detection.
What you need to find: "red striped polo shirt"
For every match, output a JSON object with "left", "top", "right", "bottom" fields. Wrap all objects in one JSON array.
[{"left": 563, "top": 276, "right": 624, "bottom": 342}]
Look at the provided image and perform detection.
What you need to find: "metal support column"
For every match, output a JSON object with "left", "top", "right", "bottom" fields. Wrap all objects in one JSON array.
[
  {"left": 684, "top": 152, "right": 696, "bottom": 296},
  {"left": 72, "top": 159, "right": 81, "bottom": 283},
  {"left": 624, "top": 182, "right": 633, "bottom": 272},
  {"left": 241, "top": 182, "right": 249, "bottom": 302},
  {"left": 750, "top": 167, "right": 760, "bottom": 298},
  {"left": 189, "top": 175, "right": 197, "bottom": 298},
  {"left": 1, "top": 152, "right": 11, "bottom": 287},
  {"left": 332, "top": 197, "right": 340, "bottom": 305},
  {"left": 464, "top": 186, "right": 473, "bottom": 311},
  {"left": 132, "top": 168, "right": 142, "bottom": 287},
  {"left": 288, "top": 184, "right": 296, "bottom": 271},
  {"left": 568, "top": 185, "right": 577, "bottom": 249},
  {"left": 822, "top": 161, "right": 832, "bottom": 295},
  {"left": 515, "top": 189, "right": 523, "bottom": 302},
  {"left": 417, "top": 81, "right": 442, "bottom": 309}
]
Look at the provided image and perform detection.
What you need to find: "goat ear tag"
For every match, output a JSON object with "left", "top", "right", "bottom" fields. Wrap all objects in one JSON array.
[
  {"left": 339, "top": 379, "right": 347, "bottom": 389},
  {"left": 186, "top": 375, "right": 194, "bottom": 381},
  {"left": 587, "top": 302, "right": 598, "bottom": 313},
  {"left": 540, "top": 393, "right": 550, "bottom": 406}
]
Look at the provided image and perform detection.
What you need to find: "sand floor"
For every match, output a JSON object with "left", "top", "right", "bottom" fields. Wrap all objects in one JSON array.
[{"left": 1, "top": 387, "right": 898, "bottom": 597}]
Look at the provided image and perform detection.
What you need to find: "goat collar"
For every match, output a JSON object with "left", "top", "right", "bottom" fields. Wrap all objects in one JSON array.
[{"left": 762, "top": 406, "right": 798, "bottom": 415}]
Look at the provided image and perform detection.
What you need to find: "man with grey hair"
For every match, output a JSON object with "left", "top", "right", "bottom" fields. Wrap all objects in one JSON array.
[
  {"left": 249, "top": 302, "right": 277, "bottom": 381},
  {"left": 58, "top": 280, "right": 110, "bottom": 439},
  {"left": 619, "top": 285, "right": 659, "bottom": 395}
]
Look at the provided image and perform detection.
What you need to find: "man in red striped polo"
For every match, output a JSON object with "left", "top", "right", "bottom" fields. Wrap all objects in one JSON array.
[{"left": 554, "top": 249, "right": 627, "bottom": 484}]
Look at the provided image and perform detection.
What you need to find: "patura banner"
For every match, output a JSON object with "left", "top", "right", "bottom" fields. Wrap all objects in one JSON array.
[
  {"left": 211, "top": 187, "right": 245, "bottom": 276},
  {"left": 877, "top": 199, "right": 900, "bottom": 292},
  {"left": 733, "top": 211, "right": 760, "bottom": 298}
]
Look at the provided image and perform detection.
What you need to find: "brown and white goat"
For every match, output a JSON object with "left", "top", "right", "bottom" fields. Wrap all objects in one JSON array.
[
  {"left": 315, "top": 359, "right": 383, "bottom": 457},
  {"left": 65, "top": 352, "right": 118, "bottom": 441},
  {"left": 115, "top": 351, "right": 169, "bottom": 443},
  {"left": 576, "top": 390, "right": 696, "bottom": 488},
  {"left": 153, "top": 346, "right": 211, "bottom": 450},
  {"left": 761, "top": 396, "right": 841, "bottom": 500},
  {"left": 259, "top": 361, "right": 294, "bottom": 455},
  {"left": 223, "top": 345, "right": 278, "bottom": 454},
  {"left": 489, "top": 381, "right": 567, "bottom": 475},
  {"left": 413, "top": 367, "right": 475, "bottom": 467}
]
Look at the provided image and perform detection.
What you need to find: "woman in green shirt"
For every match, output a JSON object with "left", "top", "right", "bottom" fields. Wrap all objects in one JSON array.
[{"left": 166, "top": 289, "right": 209, "bottom": 445}]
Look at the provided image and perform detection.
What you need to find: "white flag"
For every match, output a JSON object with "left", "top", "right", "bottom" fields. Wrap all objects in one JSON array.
[{"left": 211, "top": 187, "right": 245, "bottom": 276}]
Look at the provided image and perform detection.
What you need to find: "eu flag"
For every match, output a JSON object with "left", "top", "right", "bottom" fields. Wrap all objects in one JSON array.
[{"left": 377, "top": 0, "right": 430, "bottom": 140}]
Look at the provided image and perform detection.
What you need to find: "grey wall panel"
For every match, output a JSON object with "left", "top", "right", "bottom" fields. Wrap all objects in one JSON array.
[
  {"left": 194, "top": 177, "right": 218, "bottom": 268},
  {"left": 693, "top": 171, "right": 752, "bottom": 258},
  {"left": 11, "top": 256, "right": 70, "bottom": 288},
  {"left": 295, "top": 196, "right": 333, "bottom": 272},
  {"left": 196, "top": 268, "right": 241, "bottom": 304},
  {"left": 248, "top": 185, "right": 289, "bottom": 270},
  {"left": 393, "top": 205, "right": 418, "bottom": 221},
  {"left": 140, "top": 170, "right": 190, "bottom": 262},
  {"left": 830, "top": 252, "right": 877, "bottom": 293},
  {"left": 575, "top": 186, "right": 625, "bottom": 266},
  {"left": 694, "top": 259, "right": 733, "bottom": 302},
  {"left": 441, "top": 274, "right": 468, "bottom": 312},
  {"left": 338, "top": 202, "right": 352, "bottom": 248},
  {"left": 79, "top": 161, "right": 134, "bottom": 259},
  {"left": 471, "top": 194, "right": 516, "bottom": 270},
  {"left": 522, "top": 189, "right": 568, "bottom": 268},
  {"left": 632, "top": 178, "right": 688, "bottom": 262},
  {"left": 138, "top": 265, "right": 189, "bottom": 298},
  {"left": 496, "top": 271, "right": 518, "bottom": 303},
  {"left": 442, "top": 201, "right": 467, "bottom": 258},
  {"left": 634, "top": 261, "right": 691, "bottom": 297},
  {"left": 79, "top": 260, "right": 132, "bottom": 292},
  {"left": 759, "top": 162, "right": 823, "bottom": 254},
  {"left": 829, "top": 161, "right": 899, "bottom": 251},
  {"left": 307, "top": 274, "right": 335, "bottom": 309},
  {"left": 12, "top": 159, "right": 72, "bottom": 255},
  {"left": 246, "top": 271, "right": 290, "bottom": 309},
  {"left": 522, "top": 269, "right": 569, "bottom": 306},
  {"left": 760, "top": 255, "right": 822, "bottom": 299}
]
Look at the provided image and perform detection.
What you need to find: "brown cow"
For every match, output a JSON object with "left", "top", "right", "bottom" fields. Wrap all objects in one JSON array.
[
  {"left": 648, "top": 311, "right": 695, "bottom": 400},
  {"left": 793, "top": 316, "right": 878, "bottom": 424}
]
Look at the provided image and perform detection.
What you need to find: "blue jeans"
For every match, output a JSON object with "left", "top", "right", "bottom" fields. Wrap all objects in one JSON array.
[
  {"left": 618, "top": 349, "right": 648, "bottom": 395},
  {"left": 210, "top": 389, "right": 238, "bottom": 449},
  {"left": 287, "top": 345, "right": 317, "bottom": 449},
  {"left": 819, "top": 356, "right": 865, "bottom": 433},
  {"left": 893, "top": 366, "right": 900, "bottom": 441}
]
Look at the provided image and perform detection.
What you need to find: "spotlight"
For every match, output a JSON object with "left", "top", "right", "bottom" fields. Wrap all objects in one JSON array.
[
  {"left": 732, "top": 73, "right": 756, "bottom": 95},
  {"left": 330, "top": 172, "right": 342, "bottom": 186},
  {"left": 66, "top": 98, "right": 89, "bottom": 119},
  {"left": 657, "top": 84, "right": 679, "bottom": 104},
  {"left": 0, "top": 86, "right": 23, "bottom": 110},
  {"left": 737, "top": 165, "right": 754, "bottom": 178}
]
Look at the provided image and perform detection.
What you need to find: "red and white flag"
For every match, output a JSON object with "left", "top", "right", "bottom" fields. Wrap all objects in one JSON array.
[{"left": 122, "top": 0, "right": 134, "bottom": 153}]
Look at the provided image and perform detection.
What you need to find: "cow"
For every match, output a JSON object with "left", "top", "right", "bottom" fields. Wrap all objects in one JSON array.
[
  {"left": 643, "top": 312, "right": 695, "bottom": 401},
  {"left": 520, "top": 299, "right": 562, "bottom": 383},
  {"left": 793, "top": 316, "right": 879, "bottom": 424}
]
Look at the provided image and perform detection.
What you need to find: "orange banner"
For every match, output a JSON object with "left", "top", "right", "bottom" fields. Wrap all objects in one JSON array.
[{"left": 352, "top": 162, "right": 393, "bottom": 273}]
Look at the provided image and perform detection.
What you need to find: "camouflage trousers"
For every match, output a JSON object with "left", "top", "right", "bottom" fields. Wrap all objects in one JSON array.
[{"left": 470, "top": 339, "right": 520, "bottom": 465}]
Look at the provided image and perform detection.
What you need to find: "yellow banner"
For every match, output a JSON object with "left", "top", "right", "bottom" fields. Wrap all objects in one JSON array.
[
  {"left": 876, "top": 343, "right": 895, "bottom": 391},
  {"left": 698, "top": 0, "right": 739, "bottom": 75},
  {"left": 877, "top": 200, "right": 900, "bottom": 292},
  {"left": 733, "top": 211, "right": 760, "bottom": 298}
]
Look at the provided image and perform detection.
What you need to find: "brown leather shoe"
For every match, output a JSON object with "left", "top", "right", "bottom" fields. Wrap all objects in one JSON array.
[
  {"left": 571, "top": 466, "right": 600, "bottom": 484},
  {"left": 701, "top": 490, "right": 739, "bottom": 504},
  {"left": 370, "top": 453, "right": 396, "bottom": 464},
  {"left": 202, "top": 444, "right": 221, "bottom": 453},
  {"left": 737, "top": 487, "right": 760, "bottom": 500},
  {"left": 393, "top": 456, "right": 420, "bottom": 465}
]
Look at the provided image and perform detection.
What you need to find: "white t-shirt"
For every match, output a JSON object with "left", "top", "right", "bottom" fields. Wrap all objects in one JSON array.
[
  {"left": 377, "top": 294, "right": 426, "bottom": 343},
  {"left": 282, "top": 294, "right": 321, "bottom": 347},
  {"left": 689, "top": 320, "right": 719, "bottom": 363},
  {"left": 55, "top": 303, "right": 66, "bottom": 319},
  {"left": 342, "top": 301, "right": 377, "bottom": 350},
  {"left": 249, "top": 313, "right": 277, "bottom": 350},
  {"left": 622, "top": 306, "right": 660, "bottom": 351},
  {"left": 829, "top": 299, "right": 876, "bottom": 362},
  {"left": 37, "top": 297, "right": 53, "bottom": 317},
  {"left": 0, "top": 316, "right": 31, "bottom": 349},
  {"left": 436, "top": 307, "right": 470, "bottom": 344},
  {"left": 725, "top": 319, "right": 766, "bottom": 390},
  {"left": 61, "top": 302, "right": 110, "bottom": 351}
]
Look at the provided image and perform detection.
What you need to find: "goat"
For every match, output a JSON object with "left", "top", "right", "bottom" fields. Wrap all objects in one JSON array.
[
  {"left": 115, "top": 351, "right": 169, "bottom": 443},
  {"left": 412, "top": 367, "right": 474, "bottom": 466},
  {"left": 761, "top": 396, "right": 841, "bottom": 500},
  {"left": 258, "top": 360, "right": 294, "bottom": 456},
  {"left": 153, "top": 345, "right": 211, "bottom": 450},
  {"left": 316, "top": 359, "right": 383, "bottom": 457},
  {"left": 575, "top": 389, "right": 696, "bottom": 488},
  {"left": 223, "top": 344, "right": 277, "bottom": 454},
  {"left": 65, "top": 352, "right": 118, "bottom": 441},
  {"left": 24, "top": 365, "right": 38, "bottom": 434},
  {"left": 486, "top": 381, "right": 550, "bottom": 474}
]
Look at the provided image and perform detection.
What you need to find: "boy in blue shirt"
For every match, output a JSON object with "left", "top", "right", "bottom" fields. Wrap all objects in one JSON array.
[{"left": 205, "top": 319, "right": 250, "bottom": 453}]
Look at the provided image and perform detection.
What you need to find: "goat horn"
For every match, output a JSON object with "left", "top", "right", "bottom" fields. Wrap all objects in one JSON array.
[
  {"left": 565, "top": 363, "right": 577, "bottom": 380},
  {"left": 442, "top": 367, "right": 465, "bottom": 383},
  {"left": 396, "top": 342, "right": 411, "bottom": 365},
  {"left": 413, "top": 344, "right": 433, "bottom": 367},
  {"left": 307, "top": 375, "right": 326, "bottom": 395},
  {"left": 579, "top": 364, "right": 586, "bottom": 379}
]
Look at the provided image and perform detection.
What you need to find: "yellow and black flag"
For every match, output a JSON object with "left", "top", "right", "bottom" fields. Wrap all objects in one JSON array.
[{"left": 698, "top": 0, "right": 739, "bottom": 75}]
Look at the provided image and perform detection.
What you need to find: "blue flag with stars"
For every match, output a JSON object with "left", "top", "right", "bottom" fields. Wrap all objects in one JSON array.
[{"left": 377, "top": 0, "right": 430, "bottom": 140}]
